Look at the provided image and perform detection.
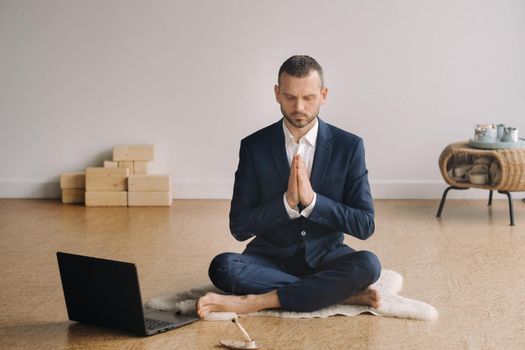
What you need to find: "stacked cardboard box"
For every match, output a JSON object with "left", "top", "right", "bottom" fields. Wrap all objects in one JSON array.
[
  {"left": 128, "top": 175, "right": 172, "bottom": 206},
  {"left": 60, "top": 172, "right": 85, "bottom": 204}
]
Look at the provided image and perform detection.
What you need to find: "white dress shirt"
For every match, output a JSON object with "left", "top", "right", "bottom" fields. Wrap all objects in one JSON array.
[{"left": 282, "top": 117, "right": 318, "bottom": 219}]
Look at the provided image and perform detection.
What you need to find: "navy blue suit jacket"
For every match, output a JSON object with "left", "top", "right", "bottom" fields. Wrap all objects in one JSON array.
[{"left": 229, "top": 117, "right": 375, "bottom": 268}]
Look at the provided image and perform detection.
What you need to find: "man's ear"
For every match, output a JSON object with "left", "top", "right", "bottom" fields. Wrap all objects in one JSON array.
[
  {"left": 320, "top": 87, "right": 328, "bottom": 105},
  {"left": 274, "top": 84, "right": 281, "bottom": 103}
]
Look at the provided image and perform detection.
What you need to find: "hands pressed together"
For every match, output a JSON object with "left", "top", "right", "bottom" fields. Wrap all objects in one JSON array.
[{"left": 286, "top": 154, "right": 315, "bottom": 209}]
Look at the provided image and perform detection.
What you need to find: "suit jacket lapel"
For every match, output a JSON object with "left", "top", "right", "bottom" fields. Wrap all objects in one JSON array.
[
  {"left": 310, "top": 118, "right": 333, "bottom": 192},
  {"left": 270, "top": 120, "right": 290, "bottom": 184}
]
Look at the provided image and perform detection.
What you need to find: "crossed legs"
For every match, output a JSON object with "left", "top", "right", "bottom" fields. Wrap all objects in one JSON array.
[{"left": 197, "top": 250, "right": 381, "bottom": 318}]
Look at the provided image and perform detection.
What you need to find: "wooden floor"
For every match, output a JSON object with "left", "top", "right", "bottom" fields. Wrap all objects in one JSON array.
[{"left": 1, "top": 198, "right": 525, "bottom": 349}]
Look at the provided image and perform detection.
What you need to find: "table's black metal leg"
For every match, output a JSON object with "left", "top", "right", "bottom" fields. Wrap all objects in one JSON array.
[
  {"left": 498, "top": 190, "right": 515, "bottom": 226},
  {"left": 488, "top": 190, "right": 493, "bottom": 206},
  {"left": 436, "top": 186, "right": 468, "bottom": 218}
]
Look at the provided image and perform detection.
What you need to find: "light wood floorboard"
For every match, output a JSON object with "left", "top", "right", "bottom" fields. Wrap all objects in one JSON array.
[{"left": 1, "top": 199, "right": 524, "bottom": 349}]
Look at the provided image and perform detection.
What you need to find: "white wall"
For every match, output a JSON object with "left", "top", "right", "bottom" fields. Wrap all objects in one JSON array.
[{"left": 1, "top": 0, "right": 524, "bottom": 199}]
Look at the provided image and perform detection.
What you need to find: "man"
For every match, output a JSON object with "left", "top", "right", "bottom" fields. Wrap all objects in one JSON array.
[{"left": 197, "top": 55, "right": 381, "bottom": 318}]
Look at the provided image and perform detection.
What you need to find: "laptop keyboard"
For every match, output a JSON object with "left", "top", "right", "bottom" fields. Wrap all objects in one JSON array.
[{"left": 145, "top": 318, "right": 174, "bottom": 330}]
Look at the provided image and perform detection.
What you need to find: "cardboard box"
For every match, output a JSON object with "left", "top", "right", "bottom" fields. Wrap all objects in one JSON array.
[
  {"left": 60, "top": 172, "right": 85, "bottom": 189},
  {"left": 104, "top": 160, "right": 119, "bottom": 168},
  {"left": 118, "top": 161, "right": 134, "bottom": 175},
  {"left": 128, "top": 191, "right": 171, "bottom": 206},
  {"left": 133, "top": 161, "right": 148, "bottom": 175},
  {"left": 128, "top": 175, "right": 170, "bottom": 192},
  {"left": 113, "top": 144, "right": 154, "bottom": 161},
  {"left": 85, "top": 191, "right": 128, "bottom": 207},
  {"left": 62, "top": 189, "right": 85, "bottom": 204},
  {"left": 85, "top": 167, "right": 129, "bottom": 191}
]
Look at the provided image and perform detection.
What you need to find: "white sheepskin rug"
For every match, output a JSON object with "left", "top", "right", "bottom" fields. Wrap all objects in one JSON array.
[{"left": 145, "top": 269, "right": 438, "bottom": 321}]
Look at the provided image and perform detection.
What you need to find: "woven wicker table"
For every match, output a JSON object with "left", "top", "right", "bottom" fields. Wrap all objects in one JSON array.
[{"left": 437, "top": 141, "right": 525, "bottom": 226}]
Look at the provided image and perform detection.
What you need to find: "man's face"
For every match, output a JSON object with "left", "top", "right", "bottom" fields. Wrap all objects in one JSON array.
[{"left": 275, "top": 71, "right": 328, "bottom": 129}]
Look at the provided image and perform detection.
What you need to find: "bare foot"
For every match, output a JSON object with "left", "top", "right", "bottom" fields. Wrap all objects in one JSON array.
[
  {"left": 343, "top": 287, "right": 381, "bottom": 309},
  {"left": 196, "top": 291, "right": 280, "bottom": 319}
]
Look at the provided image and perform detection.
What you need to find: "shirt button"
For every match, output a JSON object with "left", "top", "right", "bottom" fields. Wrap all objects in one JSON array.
[{"left": 300, "top": 230, "right": 307, "bottom": 237}]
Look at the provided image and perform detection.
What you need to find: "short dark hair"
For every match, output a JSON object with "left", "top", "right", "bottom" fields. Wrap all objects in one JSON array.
[{"left": 278, "top": 55, "right": 324, "bottom": 86}]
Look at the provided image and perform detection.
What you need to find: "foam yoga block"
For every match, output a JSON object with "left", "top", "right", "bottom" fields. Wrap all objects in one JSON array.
[
  {"left": 85, "top": 167, "right": 129, "bottom": 191},
  {"left": 113, "top": 145, "right": 154, "bottom": 161},
  {"left": 85, "top": 191, "right": 128, "bottom": 207}
]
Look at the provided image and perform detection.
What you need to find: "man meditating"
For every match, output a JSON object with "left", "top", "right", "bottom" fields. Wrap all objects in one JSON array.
[{"left": 197, "top": 55, "right": 381, "bottom": 318}]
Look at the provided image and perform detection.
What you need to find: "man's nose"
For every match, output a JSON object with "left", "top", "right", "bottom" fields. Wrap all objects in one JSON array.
[{"left": 295, "top": 100, "right": 305, "bottom": 112}]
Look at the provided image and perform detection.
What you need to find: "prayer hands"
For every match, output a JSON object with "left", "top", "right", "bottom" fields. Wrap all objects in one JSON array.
[
  {"left": 286, "top": 154, "right": 315, "bottom": 209},
  {"left": 286, "top": 154, "right": 300, "bottom": 208}
]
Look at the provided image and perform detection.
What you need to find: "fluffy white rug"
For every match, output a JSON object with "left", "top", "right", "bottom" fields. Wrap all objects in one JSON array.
[{"left": 145, "top": 269, "right": 438, "bottom": 321}]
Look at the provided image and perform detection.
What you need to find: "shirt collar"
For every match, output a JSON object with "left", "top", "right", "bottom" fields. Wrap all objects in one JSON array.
[{"left": 282, "top": 117, "right": 318, "bottom": 147}]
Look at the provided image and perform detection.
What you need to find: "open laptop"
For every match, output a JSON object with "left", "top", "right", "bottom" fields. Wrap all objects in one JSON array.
[{"left": 56, "top": 252, "right": 199, "bottom": 336}]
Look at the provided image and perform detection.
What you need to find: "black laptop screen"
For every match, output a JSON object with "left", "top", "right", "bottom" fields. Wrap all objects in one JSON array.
[{"left": 57, "top": 252, "right": 147, "bottom": 335}]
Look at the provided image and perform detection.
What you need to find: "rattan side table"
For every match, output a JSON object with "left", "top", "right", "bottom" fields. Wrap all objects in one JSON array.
[{"left": 436, "top": 141, "right": 525, "bottom": 225}]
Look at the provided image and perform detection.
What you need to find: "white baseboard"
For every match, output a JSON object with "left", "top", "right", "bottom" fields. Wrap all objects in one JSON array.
[
  {"left": 0, "top": 181, "right": 61, "bottom": 198},
  {"left": 1, "top": 180, "right": 522, "bottom": 199},
  {"left": 0, "top": 181, "right": 236, "bottom": 199},
  {"left": 369, "top": 180, "right": 510, "bottom": 199}
]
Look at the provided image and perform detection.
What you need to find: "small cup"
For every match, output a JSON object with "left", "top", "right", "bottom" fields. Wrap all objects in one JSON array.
[
  {"left": 497, "top": 124, "right": 506, "bottom": 140},
  {"left": 454, "top": 164, "right": 472, "bottom": 178},
  {"left": 471, "top": 163, "right": 489, "bottom": 173},
  {"left": 501, "top": 127, "right": 519, "bottom": 142}
]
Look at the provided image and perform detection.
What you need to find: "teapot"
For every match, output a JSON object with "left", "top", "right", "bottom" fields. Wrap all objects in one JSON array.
[{"left": 474, "top": 124, "right": 497, "bottom": 142}]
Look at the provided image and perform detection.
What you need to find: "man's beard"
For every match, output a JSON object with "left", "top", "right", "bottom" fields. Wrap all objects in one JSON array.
[{"left": 281, "top": 106, "right": 319, "bottom": 129}]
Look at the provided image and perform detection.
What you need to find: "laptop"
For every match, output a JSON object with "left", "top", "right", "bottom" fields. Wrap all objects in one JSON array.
[{"left": 56, "top": 252, "right": 199, "bottom": 336}]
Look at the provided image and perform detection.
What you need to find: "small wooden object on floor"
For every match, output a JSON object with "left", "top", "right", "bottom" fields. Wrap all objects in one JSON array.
[
  {"left": 85, "top": 191, "right": 128, "bottom": 207},
  {"left": 118, "top": 161, "right": 134, "bottom": 175},
  {"left": 85, "top": 167, "right": 129, "bottom": 191},
  {"left": 113, "top": 145, "right": 154, "bottom": 161},
  {"left": 61, "top": 189, "right": 85, "bottom": 204},
  {"left": 219, "top": 319, "right": 259, "bottom": 350},
  {"left": 128, "top": 175, "right": 170, "bottom": 192},
  {"left": 60, "top": 172, "right": 86, "bottom": 204},
  {"left": 128, "top": 192, "right": 171, "bottom": 206},
  {"left": 104, "top": 160, "right": 119, "bottom": 168},
  {"left": 60, "top": 172, "right": 85, "bottom": 189},
  {"left": 133, "top": 161, "right": 148, "bottom": 175}
]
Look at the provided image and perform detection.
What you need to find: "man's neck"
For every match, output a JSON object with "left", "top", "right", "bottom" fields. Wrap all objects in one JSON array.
[{"left": 284, "top": 118, "right": 317, "bottom": 144}]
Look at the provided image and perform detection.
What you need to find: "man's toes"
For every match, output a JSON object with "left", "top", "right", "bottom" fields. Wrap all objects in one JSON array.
[
  {"left": 196, "top": 297, "right": 205, "bottom": 309},
  {"left": 197, "top": 306, "right": 208, "bottom": 319},
  {"left": 370, "top": 293, "right": 381, "bottom": 308}
]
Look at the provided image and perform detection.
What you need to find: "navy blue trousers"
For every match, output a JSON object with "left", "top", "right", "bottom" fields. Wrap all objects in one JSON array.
[{"left": 208, "top": 248, "right": 381, "bottom": 312}]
